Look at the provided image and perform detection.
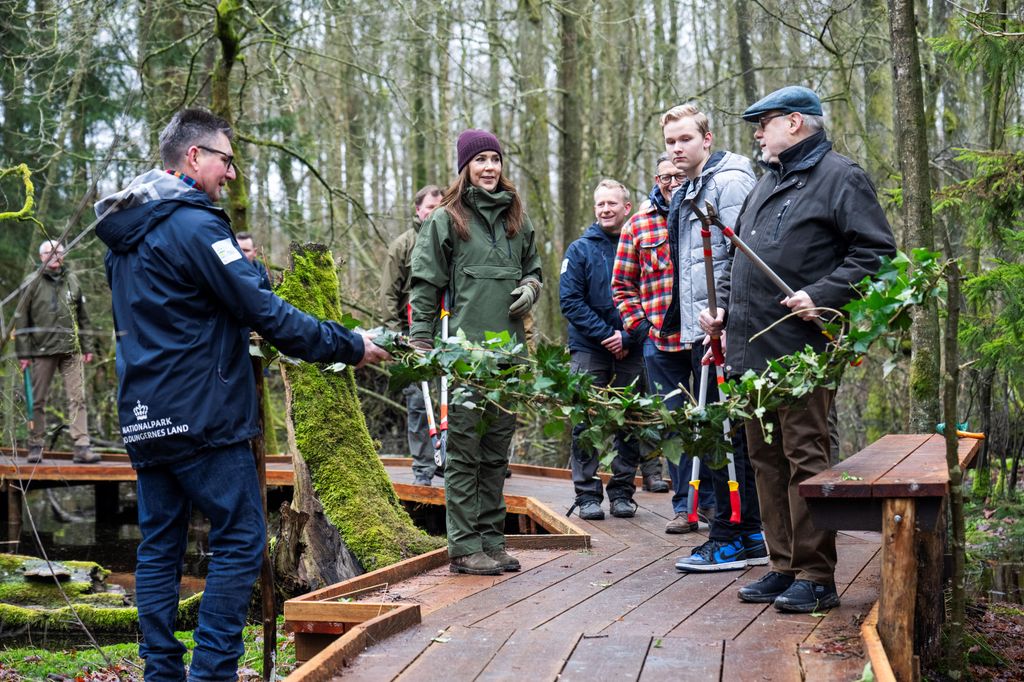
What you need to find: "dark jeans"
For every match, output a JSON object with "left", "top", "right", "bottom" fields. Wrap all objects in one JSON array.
[
  {"left": 569, "top": 350, "right": 643, "bottom": 503},
  {"left": 643, "top": 340, "right": 761, "bottom": 539},
  {"left": 136, "top": 442, "right": 266, "bottom": 682}
]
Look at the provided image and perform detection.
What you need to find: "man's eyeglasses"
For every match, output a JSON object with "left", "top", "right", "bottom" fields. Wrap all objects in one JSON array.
[
  {"left": 657, "top": 173, "right": 687, "bottom": 184},
  {"left": 196, "top": 145, "right": 236, "bottom": 171},
  {"left": 754, "top": 112, "right": 789, "bottom": 130}
]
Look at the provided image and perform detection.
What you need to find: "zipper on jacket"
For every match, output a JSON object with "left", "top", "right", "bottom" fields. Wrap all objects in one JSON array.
[{"left": 773, "top": 199, "right": 791, "bottom": 240}]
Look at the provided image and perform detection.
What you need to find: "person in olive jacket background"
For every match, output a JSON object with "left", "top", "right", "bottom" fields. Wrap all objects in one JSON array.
[
  {"left": 409, "top": 129, "right": 543, "bottom": 577},
  {"left": 15, "top": 240, "right": 99, "bottom": 464}
]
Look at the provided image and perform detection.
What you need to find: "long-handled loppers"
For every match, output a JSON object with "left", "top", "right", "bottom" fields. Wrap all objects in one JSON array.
[
  {"left": 23, "top": 365, "right": 34, "bottom": 431},
  {"left": 695, "top": 202, "right": 742, "bottom": 523},
  {"left": 686, "top": 364, "right": 710, "bottom": 525},
  {"left": 409, "top": 294, "right": 449, "bottom": 471}
]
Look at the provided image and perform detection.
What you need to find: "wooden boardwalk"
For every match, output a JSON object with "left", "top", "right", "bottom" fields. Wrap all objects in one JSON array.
[
  {"left": 1, "top": 448, "right": 879, "bottom": 679},
  {"left": 329, "top": 466, "right": 879, "bottom": 681}
]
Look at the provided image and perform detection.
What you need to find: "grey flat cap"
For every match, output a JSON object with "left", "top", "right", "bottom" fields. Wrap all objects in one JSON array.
[{"left": 742, "top": 86, "right": 823, "bottom": 122}]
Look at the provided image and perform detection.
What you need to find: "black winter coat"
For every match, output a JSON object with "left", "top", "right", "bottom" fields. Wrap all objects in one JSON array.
[{"left": 719, "top": 131, "right": 897, "bottom": 377}]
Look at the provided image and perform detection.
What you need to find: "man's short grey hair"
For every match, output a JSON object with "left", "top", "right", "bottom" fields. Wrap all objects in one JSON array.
[
  {"left": 158, "top": 108, "right": 233, "bottom": 168},
  {"left": 656, "top": 152, "right": 670, "bottom": 171},
  {"left": 593, "top": 178, "right": 630, "bottom": 204},
  {"left": 38, "top": 239, "right": 62, "bottom": 255},
  {"left": 801, "top": 114, "right": 825, "bottom": 133}
]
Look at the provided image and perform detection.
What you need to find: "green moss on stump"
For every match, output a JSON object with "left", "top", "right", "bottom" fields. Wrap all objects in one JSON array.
[{"left": 277, "top": 243, "right": 442, "bottom": 571}]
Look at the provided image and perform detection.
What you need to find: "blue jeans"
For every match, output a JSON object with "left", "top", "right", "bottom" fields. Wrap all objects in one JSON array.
[
  {"left": 642, "top": 340, "right": 717, "bottom": 515},
  {"left": 135, "top": 442, "right": 265, "bottom": 682}
]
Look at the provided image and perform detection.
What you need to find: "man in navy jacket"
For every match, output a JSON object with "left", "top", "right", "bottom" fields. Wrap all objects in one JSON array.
[
  {"left": 560, "top": 179, "right": 647, "bottom": 520},
  {"left": 95, "top": 108, "right": 390, "bottom": 682}
]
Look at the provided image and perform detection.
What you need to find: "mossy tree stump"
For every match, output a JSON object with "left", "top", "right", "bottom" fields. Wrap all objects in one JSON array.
[{"left": 272, "top": 243, "right": 441, "bottom": 596}]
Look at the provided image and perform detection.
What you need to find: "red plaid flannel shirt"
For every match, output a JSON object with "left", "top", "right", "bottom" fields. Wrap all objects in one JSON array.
[{"left": 611, "top": 205, "right": 683, "bottom": 352}]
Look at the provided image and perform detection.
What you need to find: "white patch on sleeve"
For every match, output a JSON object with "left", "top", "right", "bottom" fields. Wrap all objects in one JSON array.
[
  {"left": 560, "top": 258, "right": 569, "bottom": 274},
  {"left": 211, "top": 238, "right": 244, "bottom": 265}
]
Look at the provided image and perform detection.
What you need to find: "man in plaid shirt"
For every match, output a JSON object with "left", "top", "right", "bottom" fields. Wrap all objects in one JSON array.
[{"left": 612, "top": 151, "right": 716, "bottom": 533}]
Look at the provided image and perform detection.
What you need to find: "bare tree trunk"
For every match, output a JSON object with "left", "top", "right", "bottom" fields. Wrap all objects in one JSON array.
[
  {"left": 558, "top": 0, "right": 583, "bottom": 276},
  {"left": 887, "top": 0, "right": 940, "bottom": 432},
  {"left": 212, "top": 0, "right": 249, "bottom": 232}
]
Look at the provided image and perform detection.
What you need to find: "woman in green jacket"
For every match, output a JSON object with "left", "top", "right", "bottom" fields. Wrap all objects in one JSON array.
[{"left": 410, "top": 129, "right": 543, "bottom": 576}]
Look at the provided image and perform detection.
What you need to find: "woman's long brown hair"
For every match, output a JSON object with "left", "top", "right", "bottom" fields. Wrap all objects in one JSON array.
[{"left": 439, "top": 164, "right": 524, "bottom": 241}]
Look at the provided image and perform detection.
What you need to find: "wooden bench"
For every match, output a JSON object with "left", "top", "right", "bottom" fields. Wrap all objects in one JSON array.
[{"left": 799, "top": 433, "right": 980, "bottom": 681}]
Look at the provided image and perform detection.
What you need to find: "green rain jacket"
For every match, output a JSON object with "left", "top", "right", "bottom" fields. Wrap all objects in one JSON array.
[
  {"left": 409, "top": 187, "right": 542, "bottom": 344},
  {"left": 14, "top": 267, "right": 93, "bottom": 357}
]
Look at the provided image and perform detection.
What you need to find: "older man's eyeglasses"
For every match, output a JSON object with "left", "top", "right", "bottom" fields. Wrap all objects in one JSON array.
[
  {"left": 754, "top": 112, "right": 789, "bottom": 130},
  {"left": 657, "top": 173, "right": 687, "bottom": 184},
  {"left": 197, "top": 145, "right": 236, "bottom": 171}
]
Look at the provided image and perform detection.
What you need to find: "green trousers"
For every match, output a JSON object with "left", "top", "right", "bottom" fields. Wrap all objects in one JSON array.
[{"left": 444, "top": 396, "right": 516, "bottom": 559}]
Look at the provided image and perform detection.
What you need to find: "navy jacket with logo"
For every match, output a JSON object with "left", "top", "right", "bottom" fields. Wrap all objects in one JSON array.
[{"left": 95, "top": 170, "right": 364, "bottom": 468}]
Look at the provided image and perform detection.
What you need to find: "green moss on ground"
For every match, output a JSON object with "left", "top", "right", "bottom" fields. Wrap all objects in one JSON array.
[
  {"left": 0, "top": 618, "right": 295, "bottom": 681},
  {"left": 277, "top": 244, "right": 442, "bottom": 570},
  {"left": 0, "top": 553, "right": 202, "bottom": 634}
]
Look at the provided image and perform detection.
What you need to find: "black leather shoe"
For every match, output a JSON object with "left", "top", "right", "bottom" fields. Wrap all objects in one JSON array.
[
  {"left": 609, "top": 498, "right": 637, "bottom": 518},
  {"left": 642, "top": 474, "right": 669, "bottom": 493},
  {"left": 577, "top": 500, "right": 605, "bottom": 520},
  {"left": 738, "top": 571, "right": 795, "bottom": 603},
  {"left": 773, "top": 579, "right": 840, "bottom": 613}
]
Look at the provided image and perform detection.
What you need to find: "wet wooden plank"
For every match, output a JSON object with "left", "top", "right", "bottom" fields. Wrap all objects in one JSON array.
[
  {"left": 476, "top": 628, "right": 581, "bottom": 681},
  {"left": 560, "top": 633, "right": 651, "bottom": 681},
  {"left": 799, "top": 434, "right": 930, "bottom": 499},
  {"left": 603, "top": 565, "right": 747, "bottom": 637},
  {"left": 395, "top": 625, "right": 515, "bottom": 682},
  {"left": 664, "top": 566, "right": 763, "bottom": 640},
  {"left": 721, "top": 638, "right": 802, "bottom": 681},
  {"left": 338, "top": 622, "right": 453, "bottom": 682},
  {"left": 537, "top": 545, "right": 682, "bottom": 634},
  {"left": 639, "top": 638, "right": 723, "bottom": 681},
  {"left": 429, "top": 545, "right": 621, "bottom": 628},
  {"left": 873, "top": 436, "right": 979, "bottom": 498},
  {"left": 473, "top": 542, "right": 674, "bottom": 630}
]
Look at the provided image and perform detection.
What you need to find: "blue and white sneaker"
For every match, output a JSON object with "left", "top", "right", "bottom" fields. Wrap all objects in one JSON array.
[
  {"left": 675, "top": 539, "right": 748, "bottom": 572},
  {"left": 742, "top": 532, "right": 769, "bottom": 566}
]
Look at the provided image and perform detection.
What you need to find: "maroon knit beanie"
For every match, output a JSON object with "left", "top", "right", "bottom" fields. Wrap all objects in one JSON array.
[{"left": 456, "top": 129, "right": 502, "bottom": 173}]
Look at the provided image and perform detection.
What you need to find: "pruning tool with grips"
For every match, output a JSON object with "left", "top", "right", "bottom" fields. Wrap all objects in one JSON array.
[
  {"left": 693, "top": 200, "right": 742, "bottom": 524},
  {"left": 409, "top": 293, "right": 450, "bottom": 471}
]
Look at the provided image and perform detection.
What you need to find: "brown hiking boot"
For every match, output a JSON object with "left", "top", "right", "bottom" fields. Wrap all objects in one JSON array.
[
  {"left": 485, "top": 548, "right": 521, "bottom": 572},
  {"left": 642, "top": 474, "right": 669, "bottom": 493},
  {"left": 450, "top": 551, "right": 502, "bottom": 576},
  {"left": 72, "top": 445, "right": 101, "bottom": 464},
  {"left": 665, "top": 513, "right": 698, "bottom": 534},
  {"left": 26, "top": 446, "right": 43, "bottom": 463}
]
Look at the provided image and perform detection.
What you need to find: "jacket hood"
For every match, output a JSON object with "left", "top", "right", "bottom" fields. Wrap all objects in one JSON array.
[
  {"left": 677, "top": 151, "right": 755, "bottom": 205},
  {"left": 94, "top": 170, "right": 222, "bottom": 253},
  {"left": 582, "top": 222, "right": 619, "bottom": 243},
  {"left": 648, "top": 183, "right": 671, "bottom": 215}
]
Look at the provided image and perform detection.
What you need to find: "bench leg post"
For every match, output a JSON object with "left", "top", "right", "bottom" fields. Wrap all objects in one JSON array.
[{"left": 879, "top": 497, "right": 918, "bottom": 681}]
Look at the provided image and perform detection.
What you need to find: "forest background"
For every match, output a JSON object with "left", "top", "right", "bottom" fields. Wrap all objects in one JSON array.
[{"left": 0, "top": 0, "right": 1022, "bottom": 492}]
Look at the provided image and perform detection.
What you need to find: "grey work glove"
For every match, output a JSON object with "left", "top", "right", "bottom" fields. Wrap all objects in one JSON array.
[{"left": 508, "top": 281, "right": 540, "bottom": 320}]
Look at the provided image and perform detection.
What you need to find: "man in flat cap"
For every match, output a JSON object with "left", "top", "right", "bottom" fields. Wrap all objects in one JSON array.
[{"left": 699, "top": 85, "right": 896, "bottom": 612}]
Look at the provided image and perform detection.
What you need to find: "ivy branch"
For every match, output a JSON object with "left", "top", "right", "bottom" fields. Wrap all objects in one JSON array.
[{"left": 376, "top": 249, "right": 946, "bottom": 468}]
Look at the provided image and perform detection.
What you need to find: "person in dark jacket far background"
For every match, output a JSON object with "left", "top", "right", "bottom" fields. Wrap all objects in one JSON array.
[
  {"left": 95, "top": 108, "right": 390, "bottom": 682},
  {"left": 560, "top": 179, "right": 647, "bottom": 521},
  {"left": 701, "top": 86, "right": 896, "bottom": 613}
]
